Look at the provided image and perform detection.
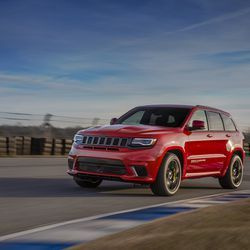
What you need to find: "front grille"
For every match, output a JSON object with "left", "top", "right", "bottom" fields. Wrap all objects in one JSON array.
[
  {"left": 77, "top": 157, "right": 127, "bottom": 175},
  {"left": 82, "top": 146, "right": 119, "bottom": 151},
  {"left": 80, "top": 136, "right": 130, "bottom": 148}
]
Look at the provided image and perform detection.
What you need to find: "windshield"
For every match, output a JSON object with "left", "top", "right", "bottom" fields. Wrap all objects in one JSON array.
[{"left": 118, "top": 107, "right": 191, "bottom": 127}]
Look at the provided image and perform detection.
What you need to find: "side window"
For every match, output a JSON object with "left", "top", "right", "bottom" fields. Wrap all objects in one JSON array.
[
  {"left": 221, "top": 114, "right": 236, "bottom": 131},
  {"left": 206, "top": 111, "right": 224, "bottom": 131},
  {"left": 188, "top": 110, "right": 208, "bottom": 130}
]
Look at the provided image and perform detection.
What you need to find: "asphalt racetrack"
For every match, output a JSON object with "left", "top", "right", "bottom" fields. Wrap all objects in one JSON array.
[{"left": 0, "top": 157, "right": 249, "bottom": 237}]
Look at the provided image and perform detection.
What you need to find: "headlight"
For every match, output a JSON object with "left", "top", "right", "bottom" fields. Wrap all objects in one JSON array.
[
  {"left": 130, "top": 138, "right": 157, "bottom": 147},
  {"left": 73, "top": 134, "right": 83, "bottom": 144}
]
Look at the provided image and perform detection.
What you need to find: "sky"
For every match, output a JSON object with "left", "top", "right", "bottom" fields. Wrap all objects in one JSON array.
[{"left": 0, "top": 0, "right": 250, "bottom": 129}]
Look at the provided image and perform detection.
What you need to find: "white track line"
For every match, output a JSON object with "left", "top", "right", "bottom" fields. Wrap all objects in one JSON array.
[{"left": 0, "top": 190, "right": 248, "bottom": 242}]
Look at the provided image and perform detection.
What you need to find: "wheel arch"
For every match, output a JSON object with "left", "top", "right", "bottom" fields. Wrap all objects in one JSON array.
[
  {"left": 232, "top": 149, "right": 244, "bottom": 162},
  {"left": 161, "top": 146, "right": 187, "bottom": 177},
  {"left": 222, "top": 148, "right": 245, "bottom": 176}
]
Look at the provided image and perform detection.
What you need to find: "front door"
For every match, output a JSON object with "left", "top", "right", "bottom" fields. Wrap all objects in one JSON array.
[{"left": 185, "top": 109, "right": 218, "bottom": 177}]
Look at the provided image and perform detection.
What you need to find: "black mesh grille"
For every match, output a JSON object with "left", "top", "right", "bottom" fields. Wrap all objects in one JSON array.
[
  {"left": 87, "top": 137, "right": 93, "bottom": 144},
  {"left": 133, "top": 166, "right": 148, "bottom": 177},
  {"left": 99, "top": 137, "right": 105, "bottom": 144},
  {"left": 120, "top": 138, "right": 128, "bottom": 146},
  {"left": 93, "top": 137, "right": 99, "bottom": 144},
  {"left": 113, "top": 138, "right": 119, "bottom": 145},
  {"left": 106, "top": 138, "right": 112, "bottom": 145},
  {"left": 82, "top": 136, "right": 87, "bottom": 144},
  {"left": 80, "top": 136, "right": 129, "bottom": 147},
  {"left": 77, "top": 157, "right": 127, "bottom": 175}
]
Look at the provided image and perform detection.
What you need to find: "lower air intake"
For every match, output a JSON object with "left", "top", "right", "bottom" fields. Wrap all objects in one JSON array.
[{"left": 77, "top": 157, "right": 127, "bottom": 175}]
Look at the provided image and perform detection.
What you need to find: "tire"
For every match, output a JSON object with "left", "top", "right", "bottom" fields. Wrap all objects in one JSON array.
[
  {"left": 150, "top": 153, "right": 182, "bottom": 196},
  {"left": 219, "top": 155, "right": 244, "bottom": 189},
  {"left": 74, "top": 176, "right": 102, "bottom": 188}
]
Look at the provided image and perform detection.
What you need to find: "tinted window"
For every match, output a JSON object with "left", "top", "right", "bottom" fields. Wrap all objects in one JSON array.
[
  {"left": 206, "top": 111, "right": 224, "bottom": 131},
  {"left": 188, "top": 110, "right": 208, "bottom": 130},
  {"left": 221, "top": 114, "right": 236, "bottom": 131},
  {"left": 119, "top": 108, "right": 190, "bottom": 127}
]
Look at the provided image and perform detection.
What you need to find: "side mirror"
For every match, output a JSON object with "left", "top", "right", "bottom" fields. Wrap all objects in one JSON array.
[
  {"left": 190, "top": 120, "right": 205, "bottom": 130},
  {"left": 110, "top": 117, "right": 118, "bottom": 125}
]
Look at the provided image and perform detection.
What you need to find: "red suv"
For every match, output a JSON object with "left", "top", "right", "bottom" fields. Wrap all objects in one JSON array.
[{"left": 68, "top": 105, "right": 245, "bottom": 196}]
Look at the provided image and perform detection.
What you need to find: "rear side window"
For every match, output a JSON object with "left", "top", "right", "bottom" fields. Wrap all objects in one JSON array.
[
  {"left": 206, "top": 111, "right": 224, "bottom": 131},
  {"left": 221, "top": 114, "right": 236, "bottom": 131}
]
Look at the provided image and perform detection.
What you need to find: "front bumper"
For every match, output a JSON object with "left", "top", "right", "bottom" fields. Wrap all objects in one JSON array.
[{"left": 67, "top": 144, "right": 163, "bottom": 184}]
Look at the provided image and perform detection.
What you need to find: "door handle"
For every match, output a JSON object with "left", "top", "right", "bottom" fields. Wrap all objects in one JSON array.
[
  {"left": 207, "top": 134, "right": 213, "bottom": 138},
  {"left": 226, "top": 134, "right": 231, "bottom": 138}
]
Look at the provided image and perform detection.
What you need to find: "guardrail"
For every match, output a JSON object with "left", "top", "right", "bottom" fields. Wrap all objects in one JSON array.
[
  {"left": 0, "top": 136, "right": 250, "bottom": 156},
  {"left": 0, "top": 136, "right": 73, "bottom": 156}
]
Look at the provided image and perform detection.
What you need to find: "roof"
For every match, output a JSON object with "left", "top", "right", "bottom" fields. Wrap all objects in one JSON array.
[
  {"left": 136, "top": 104, "right": 230, "bottom": 116},
  {"left": 137, "top": 104, "right": 195, "bottom": 109}
]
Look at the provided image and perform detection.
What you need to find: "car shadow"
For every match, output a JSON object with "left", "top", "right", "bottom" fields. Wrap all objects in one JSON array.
[{"left": 0, "top": 177, "right": 223, "bottom": 198}]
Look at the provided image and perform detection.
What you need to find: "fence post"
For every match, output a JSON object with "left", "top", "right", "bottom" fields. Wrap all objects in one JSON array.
[{"left": 0, "top": 137, "right": 7, "bottom": 156}]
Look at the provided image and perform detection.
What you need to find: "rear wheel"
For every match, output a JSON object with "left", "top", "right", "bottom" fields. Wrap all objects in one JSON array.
[
  {"left": 219, "top": 155, "right": 243, "bottom": 189},
  {"left": 74, "top": 176, "right": 102, "bottom": 188},
  {"left": 150, "top": 153, "right": 182, "bottom": 196}
]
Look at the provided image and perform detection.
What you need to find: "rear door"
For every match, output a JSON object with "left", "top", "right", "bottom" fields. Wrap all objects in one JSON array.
[{"left": 204, "top": 111, "right": 227, "bottom": 171}]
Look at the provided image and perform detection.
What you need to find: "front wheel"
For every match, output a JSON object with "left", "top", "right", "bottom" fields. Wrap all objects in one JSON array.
[
  {"left": 219, "top": 155, "right": 244, "bottom": 189},
  {"left": 74, "top": 176, "right": 102, "bottom": 188},
  {"left": 150, "top": 153, "right": 182, "bottom": 196}
]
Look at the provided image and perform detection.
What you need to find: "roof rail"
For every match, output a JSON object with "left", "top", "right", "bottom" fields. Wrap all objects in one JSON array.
[{"left": 195, "top": 105, "right": 230, "bottom": 115}]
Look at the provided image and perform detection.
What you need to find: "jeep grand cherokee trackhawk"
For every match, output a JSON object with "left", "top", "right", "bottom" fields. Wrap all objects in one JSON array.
[{"left": 67, "top": 105, "right": 245, "bottom": 196}]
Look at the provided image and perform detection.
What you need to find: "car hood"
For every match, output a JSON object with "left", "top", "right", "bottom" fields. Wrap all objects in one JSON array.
[{"left": 78, "top": 124, "right": 179, "bottom": 137}]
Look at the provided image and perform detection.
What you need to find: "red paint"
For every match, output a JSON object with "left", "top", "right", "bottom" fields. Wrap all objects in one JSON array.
[{"left": 68, "top": 105, "right": 245, "bottom": 184}]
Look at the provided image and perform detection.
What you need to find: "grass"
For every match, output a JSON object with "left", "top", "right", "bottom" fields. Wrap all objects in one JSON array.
[{"left": 72, "top": 199, "right": 250, "bottom": 250}]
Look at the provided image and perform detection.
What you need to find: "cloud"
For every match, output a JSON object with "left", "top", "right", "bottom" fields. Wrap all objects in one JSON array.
[
  {"left": 196, "top": 50, "right": 250, "bottom": 66},
  {"left": 0, "top": 0, "right": 250, "bottom": 129},
  {"left": 166, "top": 6, "right": 250, "bottom": 34}
]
